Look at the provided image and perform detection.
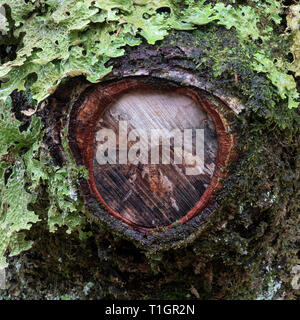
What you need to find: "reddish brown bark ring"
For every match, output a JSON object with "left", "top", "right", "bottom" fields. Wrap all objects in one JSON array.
[{"left": 69, "top": 77, "right": 237, "bottom": 234}]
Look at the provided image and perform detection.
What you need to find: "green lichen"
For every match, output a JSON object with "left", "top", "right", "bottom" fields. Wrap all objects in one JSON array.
[
  {"left": 0, "top": 98, "right": 41, "bottom": 268},
  {"left": 0, "top": 0, "right": 299, "bottom": 273},
  {"left": 287, "top": 4, "right": 300, "bottom": 78},
  {"left": 0, "top": 97, "right": 89, "bottom": 268},
  {"left": 0, "top": 0, "right": 298, "bottom": 106}
]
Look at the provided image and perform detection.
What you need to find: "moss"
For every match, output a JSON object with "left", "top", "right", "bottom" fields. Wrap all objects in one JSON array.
[
  {"left": 1, "top": 25, "right": 295, "bottom": 300},
  {"left": 0, "top": 1, "right": 299, "bottom": 300}
]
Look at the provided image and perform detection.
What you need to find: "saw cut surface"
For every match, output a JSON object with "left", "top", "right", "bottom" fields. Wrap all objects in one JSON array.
[{"left": 92, "top": 89, "right": 218, "bottom": 228}]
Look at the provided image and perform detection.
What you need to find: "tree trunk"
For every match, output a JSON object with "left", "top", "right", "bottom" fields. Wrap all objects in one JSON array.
[{"left": 1, "top": 25, "right": 300, "bottom": 301}]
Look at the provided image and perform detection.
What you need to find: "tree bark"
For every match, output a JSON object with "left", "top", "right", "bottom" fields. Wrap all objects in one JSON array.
[{"left": 1, "top": 26, "right": 300, "bottom": 301}]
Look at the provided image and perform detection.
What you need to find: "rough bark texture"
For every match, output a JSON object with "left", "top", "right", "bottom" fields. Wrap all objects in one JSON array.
[{"left": 1, "top": 25, "right": 300, "bottom": 300}]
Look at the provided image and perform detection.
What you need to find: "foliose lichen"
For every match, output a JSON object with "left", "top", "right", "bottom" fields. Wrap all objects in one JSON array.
[{"left": 0, "top": 0, "right": 299, "bottom": 290}]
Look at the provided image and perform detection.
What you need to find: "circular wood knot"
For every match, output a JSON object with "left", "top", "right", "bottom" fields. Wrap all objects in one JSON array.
[{"left": 69, "top": 78, "right": 236, "bottom": 233}]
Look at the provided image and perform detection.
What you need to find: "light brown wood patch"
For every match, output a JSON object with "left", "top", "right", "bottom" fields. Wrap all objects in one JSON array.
[{"left": 92, "top": 89, "right": 218, "bottom": 228}]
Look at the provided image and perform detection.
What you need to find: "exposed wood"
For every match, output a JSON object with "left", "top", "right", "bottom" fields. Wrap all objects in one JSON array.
[
  {"left": 69, "top": 78, "right": 236, "bottom": 232},
  {"left": 93, "top": 89, "right": 218, "bottom": 228}
]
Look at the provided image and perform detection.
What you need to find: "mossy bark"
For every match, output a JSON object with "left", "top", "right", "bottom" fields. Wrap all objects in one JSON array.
[{"left": 1, "top": 26, "right": 300, "bottom": 300}]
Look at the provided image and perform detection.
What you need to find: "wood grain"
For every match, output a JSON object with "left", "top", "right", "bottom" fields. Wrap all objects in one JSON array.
[
  {"left": 69, "top": 77, "right": 236, "bottom": 233},
  {"left": 92, "top": 89, "right": 218, "bottom": 228}
]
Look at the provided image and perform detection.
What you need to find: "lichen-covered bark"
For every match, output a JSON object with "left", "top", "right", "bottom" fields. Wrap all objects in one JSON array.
[{"left": 1, "top": 25, "right": 299, "bottom": 300}]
